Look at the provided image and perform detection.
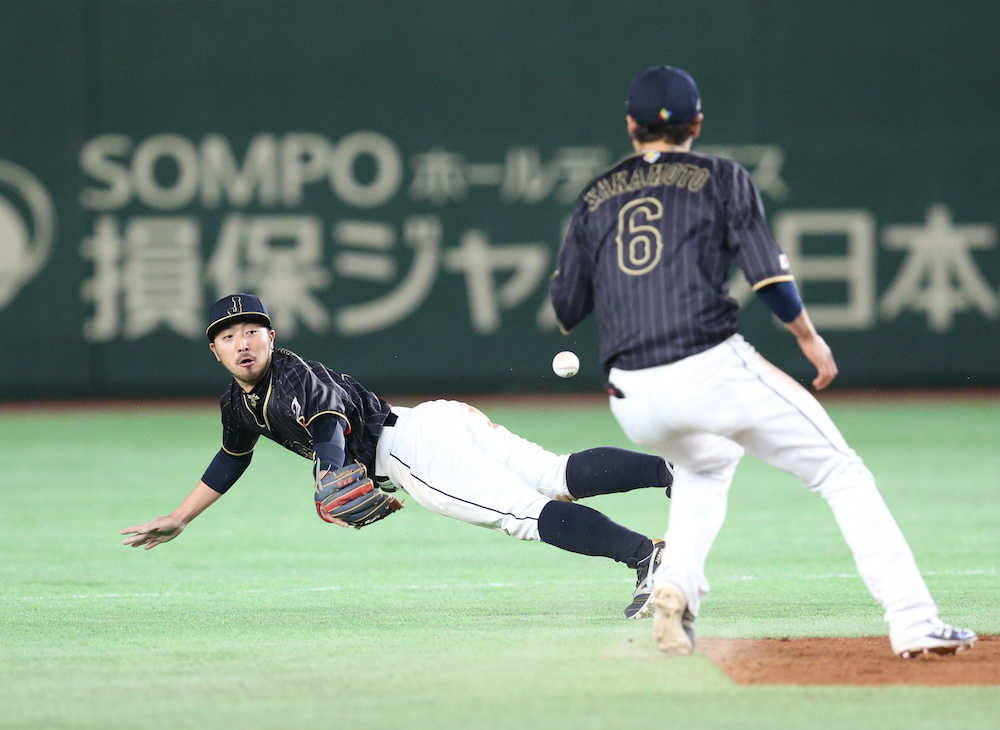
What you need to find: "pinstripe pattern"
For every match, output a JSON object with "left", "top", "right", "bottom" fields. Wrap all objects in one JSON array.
[
  {"left": 550, "top": 152, "right": 791, "bottom": 371},
  {"left": 220, "top": 349, "right": 392, "bottom": 476}
]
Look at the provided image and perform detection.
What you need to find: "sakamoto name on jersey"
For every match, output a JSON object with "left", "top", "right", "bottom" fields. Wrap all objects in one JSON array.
[{"left": 583, "top": 161, "right": 711, "bottom": 212}]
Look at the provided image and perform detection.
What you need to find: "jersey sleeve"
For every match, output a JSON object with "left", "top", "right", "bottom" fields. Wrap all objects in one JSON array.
[
  {"left": 724, "top": 164, "right": 794, "bottom": 291},
  {"left": 201, "top": 448, "right": 253, "bottom": 494},
  {"left": 549, "top": 207, "right": 595, "bottom": 333},
  {"left": 310, "top": 414, "right": 346, "bottom": 470},
  {"left": 220, "top": 395, "right": 259, "bottom": 456}
]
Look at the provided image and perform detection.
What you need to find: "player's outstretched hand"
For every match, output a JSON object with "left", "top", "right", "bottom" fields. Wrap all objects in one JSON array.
[
  {"left": 120, "top": 516, "right": 186, "bottom": 549},
  {"left": 796, "top": 332, "right": 838, "bottom": 390}
]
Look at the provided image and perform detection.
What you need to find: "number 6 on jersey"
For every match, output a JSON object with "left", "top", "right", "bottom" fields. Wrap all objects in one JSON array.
[{"left": 616, "top": 197, "right": 664, "bottom": 276}]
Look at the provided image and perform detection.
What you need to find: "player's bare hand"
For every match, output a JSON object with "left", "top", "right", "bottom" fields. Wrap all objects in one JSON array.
[
  {"left": 120, "top": 516, "right": 186, "bottom": 549},
  {"left": 796, "top": 333, "right": 838, "bottom": 390}
]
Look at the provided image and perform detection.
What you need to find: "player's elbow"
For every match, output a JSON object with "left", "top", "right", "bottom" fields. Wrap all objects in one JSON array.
[{"left": 755, "top": 280, "right": 803, "bottom": 323}]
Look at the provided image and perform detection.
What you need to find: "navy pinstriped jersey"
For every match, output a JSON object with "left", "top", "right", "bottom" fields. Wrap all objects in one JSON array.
[
  {"left": 219, "top": 348, "right": 392, "bottom": 475},
  {"left": 550, "top": 151, "right": 793, "bottom": 372}
]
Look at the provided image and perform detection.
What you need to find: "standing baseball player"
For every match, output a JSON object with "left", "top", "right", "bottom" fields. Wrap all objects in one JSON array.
[
  {"left": 121, "top": 293, "right": 673, "bottom": 618},
  {"left": 549, "top": 65, "right": 977, "bottom": 657}
]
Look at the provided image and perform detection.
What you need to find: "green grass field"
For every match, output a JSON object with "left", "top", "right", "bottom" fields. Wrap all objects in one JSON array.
[{"left": 1, "top": 398, "right": 998, "bottom": 729}]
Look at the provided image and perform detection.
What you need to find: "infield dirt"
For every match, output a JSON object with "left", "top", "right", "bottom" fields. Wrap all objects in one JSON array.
[{"left": 699, "top": 635, "right": 998, "bottom": 685}]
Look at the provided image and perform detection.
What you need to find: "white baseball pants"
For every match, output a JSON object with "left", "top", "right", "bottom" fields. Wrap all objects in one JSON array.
[
  {"left": 374, "top": 400, "right": 571, "bottom": 540},
  {"left": 607, "top": 334, "right": 939, "bottom": 639}
]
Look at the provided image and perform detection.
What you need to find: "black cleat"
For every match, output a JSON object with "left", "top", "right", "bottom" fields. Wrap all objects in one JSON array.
[{"left": 625, "top": 539, "right": 665, "bottom": 619}]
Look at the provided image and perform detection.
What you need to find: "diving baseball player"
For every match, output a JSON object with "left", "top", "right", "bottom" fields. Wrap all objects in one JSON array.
[
  {"left": 549, "top": 65, "right": 977, "bottom": 657},
  {"left": 121, "top": 294, "right": 672, "bottom": 618}
]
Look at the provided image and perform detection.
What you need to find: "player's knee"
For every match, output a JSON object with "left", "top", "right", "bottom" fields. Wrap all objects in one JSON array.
[
  {"left": 495, "top": 494, "right": 549, "bottom": 541},
  {"left": 810, "top": 457, "right": 876, "bottom": 498},
  {"left": 500, "top": 514, "right": 542, "bottom": 541},
  {"left": 565, "top": 447, "right": 669, "bottom": 498},
  {"left": 533, "top": 453, "right": 571, "bottom": 500}
]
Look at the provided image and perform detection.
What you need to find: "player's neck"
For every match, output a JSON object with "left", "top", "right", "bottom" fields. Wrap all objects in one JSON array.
[
  {"left": 235, "top": 378, "right": 258, "bottom": 393},
  {"left": 633, "top": 141, "right": 693, "bottom": 154}
]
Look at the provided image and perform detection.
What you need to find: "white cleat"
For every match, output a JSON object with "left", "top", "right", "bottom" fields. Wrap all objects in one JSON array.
[
  {"left": 653, "top": 582, "right": 694, "bottom": 655},
  {"left": 892, "top": 620, "right": 978, "bottom": 658}
]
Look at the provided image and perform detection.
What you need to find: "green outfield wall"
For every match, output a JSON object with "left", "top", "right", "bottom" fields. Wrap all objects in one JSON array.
[{"left": 1, "top": 1, "right": 997, "bottom": 397}]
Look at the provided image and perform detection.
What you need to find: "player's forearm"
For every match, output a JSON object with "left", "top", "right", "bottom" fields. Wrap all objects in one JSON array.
[
  {"left": 170, "top": 482, "right": 224, "bottom": 524},
  {"left": 783, "top": 308, "right": 819, "bottom": 341},
  {"left": 549, "top": 246, "right": 594, "bottom": 332},
  {"left": 784, "top": 306, "right": 838, "bottom": 389},
  {"left": 549, "top": 287, "right": 593, "bottom": 333},
  {"left": 310, "top": 415, "right": 346, "bottom": 471}
]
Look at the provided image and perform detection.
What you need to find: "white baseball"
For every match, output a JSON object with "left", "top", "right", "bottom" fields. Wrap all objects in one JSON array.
[{"left": 552, "top": 350, "right": 580, "bottom": 378}]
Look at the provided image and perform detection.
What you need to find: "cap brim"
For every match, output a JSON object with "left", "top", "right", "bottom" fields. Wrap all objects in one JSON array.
[{"left": 206, "top": 312, "right": 271, "bottom": 340}]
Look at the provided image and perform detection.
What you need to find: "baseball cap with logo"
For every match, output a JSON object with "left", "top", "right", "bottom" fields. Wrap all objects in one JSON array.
[
  {"left": 626, "top": 65, "right": 702, "bottom": 126},
  {"left": 206, "top": 293, "right": 271, "bottom": 340}
]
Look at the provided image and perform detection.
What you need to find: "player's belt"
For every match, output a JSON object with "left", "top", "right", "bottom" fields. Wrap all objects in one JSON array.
[{"left": 375, "top": 410, "right": 399, "bottom": 489}]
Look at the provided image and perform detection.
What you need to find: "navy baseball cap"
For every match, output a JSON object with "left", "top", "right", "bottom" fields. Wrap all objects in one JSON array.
[
  {"left": 206, "top": 293, "right": 271, "bottom": 340},
  {"left": 626, "top": 65, "right": 702, "bottom": 126}
]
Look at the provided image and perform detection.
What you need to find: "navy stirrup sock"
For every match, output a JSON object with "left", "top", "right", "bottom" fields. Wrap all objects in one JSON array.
[
  {"left": 566, "top": 447, "right": 671, "bottom": 499},
  {"left": 537, "top": 501, "right": 653, "bottom": 569}
]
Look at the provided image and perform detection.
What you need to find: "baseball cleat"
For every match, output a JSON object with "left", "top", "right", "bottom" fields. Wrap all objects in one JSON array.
[
  {"left": 892, "top": 620, "right": 978, "bottom": 658},
  {"left": 625, "top": 539, "right": 665, "bottom": 619},
  {"left": 653, "top": 582, "right": 695, "bottom": 655}
]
